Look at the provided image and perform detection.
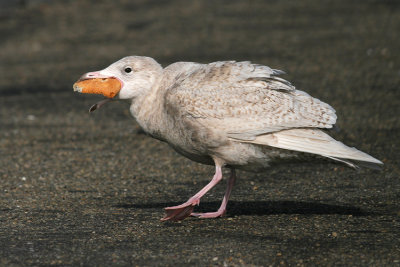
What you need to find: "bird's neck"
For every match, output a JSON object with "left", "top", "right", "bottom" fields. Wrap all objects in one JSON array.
[{"left": 129, "top": 77, "right": 169, "bottom": 141}]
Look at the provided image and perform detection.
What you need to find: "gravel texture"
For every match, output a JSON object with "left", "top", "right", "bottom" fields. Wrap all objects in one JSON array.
[{"left": 0, "top": 0, "right": 399, "bottom": 266}]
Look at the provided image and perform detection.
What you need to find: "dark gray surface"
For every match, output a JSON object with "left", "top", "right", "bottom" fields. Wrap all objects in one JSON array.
[{"left": 1, "top": 0, "right": 399, "bottom": 266}]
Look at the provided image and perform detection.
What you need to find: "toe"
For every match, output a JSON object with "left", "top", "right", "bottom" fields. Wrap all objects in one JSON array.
[{"left": 161, "top": 205, "right": 195, "bottom": 221}]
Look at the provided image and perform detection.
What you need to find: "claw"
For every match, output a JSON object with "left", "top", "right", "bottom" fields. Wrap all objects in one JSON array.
[
  {"left": 160, "top": 165, "right": 230, "bottom": 222},
  {"left": 161, "top": 203, "right": 195, "bottom": 221}
]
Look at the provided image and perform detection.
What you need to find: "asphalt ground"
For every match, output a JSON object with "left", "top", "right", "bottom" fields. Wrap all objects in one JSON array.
[{"left": 0, "top": 0, "right": 399, "bottom": 266}]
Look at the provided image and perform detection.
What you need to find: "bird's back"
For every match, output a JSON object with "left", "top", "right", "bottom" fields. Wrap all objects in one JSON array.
[{"left": 148, "top": 60, "right": 382, "bottom": 169}]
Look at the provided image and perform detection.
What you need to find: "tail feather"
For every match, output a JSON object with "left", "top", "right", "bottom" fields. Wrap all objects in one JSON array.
[{"left": 236, "top": 128, "right": 383, "bottom": 168}]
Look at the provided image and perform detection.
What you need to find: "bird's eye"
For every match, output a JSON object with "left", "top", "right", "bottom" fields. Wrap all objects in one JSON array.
[{"left": 124, "top": 67, "right": 132, "bottom": 73}]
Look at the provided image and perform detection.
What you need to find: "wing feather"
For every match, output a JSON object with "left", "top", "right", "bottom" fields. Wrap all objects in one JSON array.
[
  {"left": 240, "top": 128, "right": 383, "bottom": 166},
  {"left": 165, "top": 61, "right": 337, "bottom": 140},
  {"left": 163, "top": 61, "right": 381, "bottom": 167}
]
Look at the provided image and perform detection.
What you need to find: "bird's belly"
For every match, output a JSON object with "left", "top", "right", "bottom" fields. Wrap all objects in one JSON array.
[
  {"left": 167, "top": 139, "right": 307, "bottom": 172},
  {"left": 217, "top": 142, "right": 304, "bottom": 172},
  {"left": 169, "top": 144, "right": 214, "bottom": 166}
]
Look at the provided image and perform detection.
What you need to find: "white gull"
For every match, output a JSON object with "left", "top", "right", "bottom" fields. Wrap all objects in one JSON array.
[{"left": 73, "top": 56, "right": 382, "bottom": 221}]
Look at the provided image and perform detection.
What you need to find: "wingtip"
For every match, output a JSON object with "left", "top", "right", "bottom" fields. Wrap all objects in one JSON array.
[{"left": 272, "top": 69, "right": 286, "bottom": 75}]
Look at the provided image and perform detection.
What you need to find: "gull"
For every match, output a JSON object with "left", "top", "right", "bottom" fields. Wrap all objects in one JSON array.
[{"left": 73, "top": 56, "right": 382, "bottom": 221}]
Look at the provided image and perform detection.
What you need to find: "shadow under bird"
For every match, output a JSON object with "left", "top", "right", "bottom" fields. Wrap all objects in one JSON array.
[{"left": 73, "top": 56, "right": 382, "bottom": 221}]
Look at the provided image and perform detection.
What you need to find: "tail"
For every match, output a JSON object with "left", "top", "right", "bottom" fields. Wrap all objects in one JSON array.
[{"left": 241, "top": 128, "right": 383, "bottom": 169}]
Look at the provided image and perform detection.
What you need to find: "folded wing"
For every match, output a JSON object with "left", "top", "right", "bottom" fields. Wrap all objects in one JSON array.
[
  {"left": 165, "top": 61, "right": 381, "bottom": 166},
  {"left": 244, "top": 128, "right": 382, "bottom": 167},
  {"left": 166, "top": 61, "right": 336, "bottom": 137}
]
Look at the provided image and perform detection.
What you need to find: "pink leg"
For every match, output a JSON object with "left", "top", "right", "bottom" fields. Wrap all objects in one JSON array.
[
  {"left": 191, "top": 169, "right": 236, "bottom": 218},
  {"left": 161, "top": 165, "right": 223, "bottom": 221}
]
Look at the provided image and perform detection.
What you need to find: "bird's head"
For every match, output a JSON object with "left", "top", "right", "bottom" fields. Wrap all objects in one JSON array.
[{"left": 73, "top": 56, "right": 162, "bottom": 112}]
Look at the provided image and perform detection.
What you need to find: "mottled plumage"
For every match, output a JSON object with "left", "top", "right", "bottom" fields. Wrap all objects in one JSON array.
[{"left": 74, "top": 56, "right": 382, "bottom": 221}]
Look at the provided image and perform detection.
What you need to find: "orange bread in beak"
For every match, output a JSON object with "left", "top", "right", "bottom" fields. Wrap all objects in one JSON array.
[{"left": 73, "top": 78, "right": 121, "bottom": 98}]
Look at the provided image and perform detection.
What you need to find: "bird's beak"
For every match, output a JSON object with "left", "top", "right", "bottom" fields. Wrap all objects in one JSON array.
[
  {"left": 73, "top": 71, "right": 122, "bottom": 99},
  {"left": 73, "top": 71, "right": 123, "bottom": 112}
]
